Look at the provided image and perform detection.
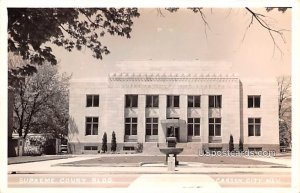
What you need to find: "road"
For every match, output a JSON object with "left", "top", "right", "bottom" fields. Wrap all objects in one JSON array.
[{"left": 8, "top": 172, "right": 290, "bottom": 188}]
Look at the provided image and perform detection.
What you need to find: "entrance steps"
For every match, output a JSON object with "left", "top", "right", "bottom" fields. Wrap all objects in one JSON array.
[
  {"left": 143, "top": 143, "right": 162, "bottom": 155},
  {"left": 176, "top": 143, "right": 202, "bottom": 155}
]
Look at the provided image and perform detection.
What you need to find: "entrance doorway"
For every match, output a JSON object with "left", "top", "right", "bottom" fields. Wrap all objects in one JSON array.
[{"left": 167, "top": 126, "right": 180, "bottom": 142}]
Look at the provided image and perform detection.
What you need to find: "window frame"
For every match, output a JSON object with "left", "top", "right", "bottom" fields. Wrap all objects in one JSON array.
[
  {"left": 187, "top": 117, "right": 201, "bottom": 136},
  {"left": 125, "top": 117, "right": 138, "bottom": 135},
  {"left": 248, "top": 118, "right": 261, "bottom": 136},
  {"left": 145, "top": 117, "right": 159, "bottom": 136},
  {"left": 248, "top": 95, "right": 261, "bottom": 108},
  {"left": 85, "top": 117, "right": 99, "bottom": 135},
  {"left": 86, "top": 95, "right": 99, "bottom": 107},
  {"left": 188, "top": 95, "right": 201, "bottom": 108},
  {"left": 84, "top": 146, "right": 98, "bottom": 150},
  {"left": 146, "top": 95, "right": 159, "bottom": 108},
  {"left": 208, "top": 117, "right": 221, "bottom": 136},
  {"left": 209, "top": 95, "right": 222, "bottom": 108},
  {"left": 125, "top": 95, "right": 138, "bottom": 108},
  {"left": 167, "top": 95, "right": 180, "bottom": 108}
]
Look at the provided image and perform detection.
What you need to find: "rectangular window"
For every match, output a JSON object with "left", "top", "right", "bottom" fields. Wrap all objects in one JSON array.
[
  {"left": 85, "top": 117, "right": 98, "bottom": 135},
  {"left": 209, "top": 147, "right": 222, "bottom": 152},
  {"left": 248, "top": 118, "right": 261, "bottom": 136},
  {"left": 187, "top": 118, "right": 200, "bottom": 136},
  {"left": 188, "top": 95, "right": 201, "bottom": 108},
  {"left": 125, "top": 95, "right": 138, "bottom": 108},
  {"left": 209, "top": 95, "right": 222, "bottom": 108},
  {"left": 86, "top": 95, "right": 99, "bottom": 107},
  {"left": 84, "top": 146, "right": 98, "bottom": 150},
  {"left": 146, "top": 95, "right": 159, "bottom": 108},
  {"left": 248, "top": 95, "right": 261, "bottom": 108},
  {"left": 123, "top": 146, "right": 135, "bottom": 151},
  {"left": 167, "top": 95, "right": 180, "bottom": 108},
  {"left": 146, "top": 117, "right": 158, "bottom": 135},
  {"left": 209, "top": 118, "right": 221, "bottom": 136},
  {"left": 125, "top": 117, "right": 138, "bottom": 135}
]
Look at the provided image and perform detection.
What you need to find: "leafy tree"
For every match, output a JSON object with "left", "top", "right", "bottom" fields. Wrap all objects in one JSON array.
[
  {"left": 277, "top": 76, "right": 291, "bottom": 147},
  {"left": 12, "top": 63, "right": 70, "bottom": 139},
  {"left": 101, "top": 132, "right": 107, "bottom": 153},
  {"left": 111, "top": 131, "right": 117, "bottom": 152},
  {"left": 239, "top": 138, "right": 244, "bottom": 152},
  {"left": 8, "top": 8, "right": 140, "bottom": 70},
  {"left": 8, "top": 7, "right": 288, "bottom": 73},
  {"left": 229, "top": 134, "right": 234, "bottom": 152}
]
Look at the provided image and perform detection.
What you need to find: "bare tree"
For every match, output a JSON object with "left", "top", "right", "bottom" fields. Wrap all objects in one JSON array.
[
  {"left": 277, "top": 76, "right": 291, "bottom": 147},
  {"left": 13, "top": 63, "right": 70, "bottom": 139}
]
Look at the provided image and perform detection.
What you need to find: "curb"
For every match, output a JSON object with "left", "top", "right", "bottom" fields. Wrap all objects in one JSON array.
[{"left": 8, "top": 170, "right": 287, "bottom": 175}]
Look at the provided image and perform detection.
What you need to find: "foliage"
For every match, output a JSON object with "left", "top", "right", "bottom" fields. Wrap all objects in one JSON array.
[
  {"left": 24, "top": 145, "right": 43, "bottom": 156},
  {"left": 12, "top": 62, "right": 70, "bottom": 139},
  {"left": 101, "top": 132, "right": 107, "bottom": 153},
  {"left": 239, "top": 138, "right": 244, "bottom": 152},
  {"left": 8, "top": 8, "right": 140, "bottom": 66},
  {"left": 111, "top": 131, "right": 117, "bottom": 152},
  {"left": 135, "top": 142, "right": 143, "bottom": 153},
  {"left": 277, "top": 76, "right": 291, "bottom": 147},
  {"left": 229, "top": 134, "right": 234, "bottom": 152}
]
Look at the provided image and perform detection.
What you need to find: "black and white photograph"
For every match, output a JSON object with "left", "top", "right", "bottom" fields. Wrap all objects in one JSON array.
[{"left": 1, "top": 2, "right": 299, "bottom": 193}]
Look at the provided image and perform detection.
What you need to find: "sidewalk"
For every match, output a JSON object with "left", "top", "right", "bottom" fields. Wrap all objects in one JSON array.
[
  {"left": 246, "top": 156, "right": 292, "bottom": 167},
  {"left": 8, "top": 156, "right": 291, "bottom": 175}
]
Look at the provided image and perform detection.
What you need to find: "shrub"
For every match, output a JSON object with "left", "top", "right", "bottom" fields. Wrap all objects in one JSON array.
[
  {"left": 101, "top": 132, "right": 107, "bottom": 153},
  {"left": 239, "top": 138, "right": 244, "bottom": 152},
  {"left": 136, "top": 142, "right": 143, "bottom": 153},
  {"left": 24, "top": 146, "right": 42, "bottom": 156},
  {"left": 229, "top": 134, "right": 234, "bottom": 152},
  {"left": 111, "top": 131, "right": 117, "bottom": 152}
]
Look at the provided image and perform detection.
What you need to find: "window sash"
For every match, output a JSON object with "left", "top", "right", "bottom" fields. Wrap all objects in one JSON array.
[
  {"left": 145, "top": 117, "right": 158, "bottom": 136},
  {"left": 208, "top": 118, "right": 221, "bottom": 136},
  {"left": 248, "top": 96, "right": 261, "bottom": 108},
  {"left": 248, "top": 118, "right": 261, "bottom": 136},
  {"left": 188, "top": 118, "right": 200, "bottom": 136},
  {"left": 188, "top": 95, "right": 201, "bottom": 108},
  {"left": 167, "top": 95, "right": 180, "bottom": 108},
  {"left": 86, "top": 95, "right": 99, "bottom": 107},
  {"left": 146, "top": 95, "right": 159, "bottom": 108},
  {"left": 125, "top": 95, "right": 138, "bottom": 108},
  {"left": 209, "top": 95, "right": 222, "bottom": 108},
  {"left": 86, "top": 117, "right": 98, "bottom": 135},
  {"left": 125, "top": 117, "right": 138, "bottom": 135}
]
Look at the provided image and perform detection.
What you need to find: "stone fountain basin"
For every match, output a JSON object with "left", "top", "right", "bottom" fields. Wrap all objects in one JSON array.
[{"left": 159, "top": 147, "right": 184, "bottom": 155}]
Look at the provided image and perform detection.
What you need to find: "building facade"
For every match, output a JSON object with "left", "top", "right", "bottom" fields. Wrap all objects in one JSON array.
[{"left": 68, "top": 61, "right": 279, "bottom": 154}]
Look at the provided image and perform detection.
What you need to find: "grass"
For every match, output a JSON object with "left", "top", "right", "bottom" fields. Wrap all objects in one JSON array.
[
  {"left": 8, "top": 155, "right": 73, "bottom": 165},
  {"left": 64, "top": 155, "right": 278, "bottom": 166}
]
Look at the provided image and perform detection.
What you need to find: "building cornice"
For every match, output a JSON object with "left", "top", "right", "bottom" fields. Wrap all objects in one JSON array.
[{"left": 109, "top": 73, "right": 239, "bottom": 82}]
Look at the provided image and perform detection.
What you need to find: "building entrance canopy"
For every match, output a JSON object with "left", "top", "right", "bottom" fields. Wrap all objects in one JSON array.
[
  {"left": 161, "top": 119, "right": 186, "bottom": 142},
  {"left": 161, "top": 119, "right": 186, "bottom": 128}
]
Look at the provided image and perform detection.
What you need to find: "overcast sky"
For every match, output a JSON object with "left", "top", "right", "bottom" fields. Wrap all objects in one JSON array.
[{"left": 53, "top": 8, "right": 291, "bottom": 79}]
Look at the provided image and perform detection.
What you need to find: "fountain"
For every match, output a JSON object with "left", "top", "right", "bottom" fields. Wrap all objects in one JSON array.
[{"left": 159, "top": 127, "right": 183, "bottom": 166}]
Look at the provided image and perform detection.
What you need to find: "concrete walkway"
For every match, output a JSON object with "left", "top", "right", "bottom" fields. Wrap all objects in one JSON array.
[
  {"left": 8, "top": 156, "right": 291, "bottom": 175},
  {"left": 246, "top": 156, "right": 291, "bottom": 167}
]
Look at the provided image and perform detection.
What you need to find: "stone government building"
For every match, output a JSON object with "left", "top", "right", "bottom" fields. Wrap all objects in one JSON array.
[{"left": 68, "top": 61, "right": 279, "bottom": 154}]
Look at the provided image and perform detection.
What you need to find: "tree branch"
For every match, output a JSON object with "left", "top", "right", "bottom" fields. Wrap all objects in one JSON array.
[{"left": 245, "top": 7, "right": 288, "bottom": 57}]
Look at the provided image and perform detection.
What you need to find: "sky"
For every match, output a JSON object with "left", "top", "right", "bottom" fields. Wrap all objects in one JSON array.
[{"left": 53, "top": 8, "right": 291, "bottom": 79}]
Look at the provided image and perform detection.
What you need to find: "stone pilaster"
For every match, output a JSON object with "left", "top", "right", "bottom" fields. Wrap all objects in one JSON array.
[
  {"left": 201, "top": 95, "right": 209, "bottom": 143},
  {"left": 179, "top": 95, "right": 188, "bottom": 142},
  {"left": 158, "top": 95, "right": 167, "bottom": 143},
  {"left": 138, "top": 95, "right": 146, "bottom": 143}
]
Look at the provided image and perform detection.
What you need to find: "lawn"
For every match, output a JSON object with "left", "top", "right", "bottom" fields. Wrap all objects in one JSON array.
[
  {"left": 8, "top": 155, "right": 73, "bottom": 165},
  {"left": 62, "top": 155, "right": 278, "bottom": 166}
]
